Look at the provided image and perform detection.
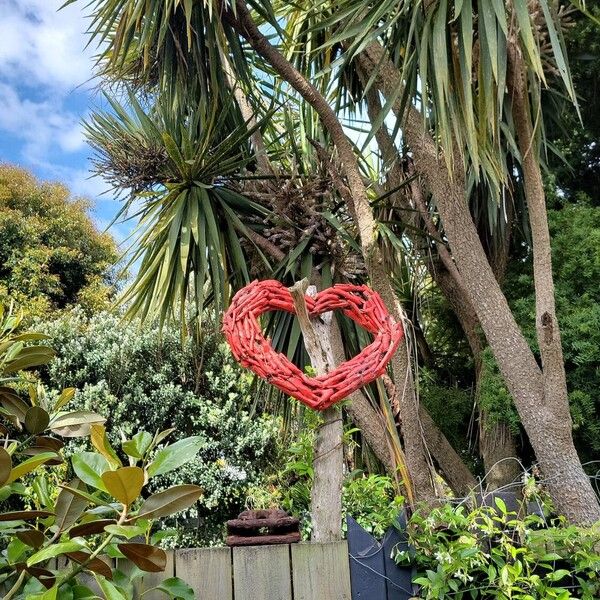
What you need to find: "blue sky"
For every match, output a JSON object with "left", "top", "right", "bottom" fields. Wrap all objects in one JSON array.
[{"left": 0, "top": 0, "right": 129, "bottom": 243}]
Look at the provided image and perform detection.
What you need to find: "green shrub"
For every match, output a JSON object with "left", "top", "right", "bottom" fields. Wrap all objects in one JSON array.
[
  {"left": 246, "top": 410, "right": 404, "bottom": 539},
  {"left": 0, "top": 307, "right": 197, "bottom": 599},
  {"left": 397, "top": 499, "right": 600, "bottom": 599},
  {"left": 37, "top": 309, "right": 279, "bottom": 546}
]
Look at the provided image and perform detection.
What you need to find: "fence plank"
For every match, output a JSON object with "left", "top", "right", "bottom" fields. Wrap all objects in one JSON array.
[
  {"left": 175, "top": 547, "right": 232, "bottom": 600},
  {"left": 233, "top": 544, "right": 292, "bottom": 600},
  {"left": 291, "top": 541, "right": 351, "bottom": 600}
]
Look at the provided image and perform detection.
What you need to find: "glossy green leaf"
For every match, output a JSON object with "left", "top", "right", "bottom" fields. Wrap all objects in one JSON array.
[
  {"left": 147, "top": 436, "right": 203, "bottom": 477},
  {"left": 101, "top": 467, "right": 144, "bottom": 506},
  {"left": 122, "top": 431, "right": 153, "bottom": 460},
  {"left": 90, "top": 424, "right": 122, "bottom": 468},
  {"left": 54, "top": 388, "right": 76, "bottom": 412},
  {"left": 94, "top": 574, "right": 128, "bottom": 600},
  {"left": 6, "top": 452, "right": 56, "bottom": 484},
  {"left": 154, "top": 577, "right": 195, "bottom": 600},
  {"left": 27, "top": 540, "right": 84, "bottom": 566},
  {"left": 72, "top": 453, "right": 111, "bottom": 492},
  {"left": 104, "top": 524, "right": 146, "bottom": 539},
  {"left": 137, "top": 485, "right": 203, "bottom": 520},
  {"left": 50, "top": 411, "right": 106, "bottom": 438}
]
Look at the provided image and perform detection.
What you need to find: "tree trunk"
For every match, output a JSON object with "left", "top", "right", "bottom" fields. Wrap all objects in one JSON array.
[
  {"left": 290, "top": 280, "right": 343, "bottom": 541},
  {"left": 365, "top": 82, "right": 515, "bottom": 493},
  {"left": 360, "top": 41, "right": 600, "bottom": 524},
  {"left": 230, "top": 1, "right": 437, "bottom": 506}
]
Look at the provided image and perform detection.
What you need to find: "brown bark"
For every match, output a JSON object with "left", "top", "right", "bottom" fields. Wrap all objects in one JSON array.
[
  {"left": 364, "top": 85, "right": 513, "bottom": 493},
  {"left": 229, "top": 1, "right": 437, "bottom": 505},
  {"left": 360, "top": 41, "right": 600, "bottom": 523},
  {"left": 418, "top": 406, "right": 477, "bottom": 497}
]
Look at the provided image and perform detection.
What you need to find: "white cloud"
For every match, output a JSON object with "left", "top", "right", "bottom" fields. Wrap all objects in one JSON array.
[
  {"left": 0, "top": 83, "right": 86, "bottom": 161},
  {"left": 0, "top": 0, "right": 127, "bottom": 242},
  {"left": 0, "top": 0, "right": 96, "bottom": 93}
]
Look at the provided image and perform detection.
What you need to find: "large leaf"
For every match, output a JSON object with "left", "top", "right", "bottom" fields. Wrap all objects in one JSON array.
[
  {"left": 0, "top": 386, "right": 28, "bottom": 421},
  {"left": 91, "top": 424, "right": 122, "bottom": 468},
  {"left": 117, "top": 543, "right": 167, "bottom": 572},
  {"left": 27, "top": 541, "right": 84, "bottom": 566},
  {"left": 153, "top": 577, "right": 195, "bottom": 600},
  {"left": 104, "top": 524, "right": 146, "bottom": 539},
  {"left": 147, "top": 436, "right": 203, "bottom": 477},
  {"left": 25, "top": 406, "right": 50, "bottom": 434},
  {"left": 94, "top": 574, "right": 128, "bottom": 600},
  {"left": 101, "top": 467, "right": 144, "bottom": 506},
  {"left": 16, "top": 528, "right": 46, "bottom": 549},
  {"left": 0, "top": 446, "right": 12, "bottom": 486},
  {"left": 54, "top": 388, "right": 76, "bottom": 412},
  {"left": 6, "top": 453, "right": 57, "bottom": 484},
  {"left": 3, "top": 345, "right": 55, "bottom": 373},
  {"left": 50, "top": 411, "right": 106, "bottom": 438},
  {"left": 66, "top": 551, "right": 113, "bottom": 579},
  {"left": 72, "top": 453, "right": 111, "bottom": 492},
  {"left": 137, "top": 485, "right": 203, "bottom": 520},
  {"left": 122, "top": 431, "right": 153, "bottom": 460},
  {"left": 0, "top": 510, "right": 53, "bottom": 521},
  {"left": 54, "top": 478, "right": 89, "bottom": 533},
  {"left": 69, "top": 518, "right": 117, "bottom": 538}
]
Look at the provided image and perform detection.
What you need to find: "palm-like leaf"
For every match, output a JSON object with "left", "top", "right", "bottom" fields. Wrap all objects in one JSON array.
[
  {"left": 85, "top": 92, "right": 271, "bottom": 324},
  {"left": 279, "top": 0, "right": 577, "bottom": 209}
]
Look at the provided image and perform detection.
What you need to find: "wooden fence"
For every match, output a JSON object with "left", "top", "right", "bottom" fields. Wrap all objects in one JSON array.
[{"left": 125, "top": 541, "right": 352, "bottom": 600}]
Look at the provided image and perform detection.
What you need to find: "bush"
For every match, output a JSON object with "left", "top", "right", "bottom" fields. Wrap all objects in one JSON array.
[
  {"left": 0, "top": 307, "right": 197, "bottom": 599},
  {"left": 396, "top": 498, "right": 600, "bottom": 599},
  {"left": 246, "top": 409, "right": 404, "bottom": 539},
  {"left": 37, "top": 309, "right": 279, "bottom": 546}
]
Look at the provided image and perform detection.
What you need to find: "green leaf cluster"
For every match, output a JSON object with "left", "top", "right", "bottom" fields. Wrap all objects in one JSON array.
[
  {"left": 0, "top": 165, "right": 118, "bottom": 318},
  {"left": 0, "top": 311, "right": 199, "bottom": 599},
  {"left": 37, "top": 308, "right": 279, "bottom": 546},
  {"left": 399, "top": 499, "right": 600, "bottom": 599}
]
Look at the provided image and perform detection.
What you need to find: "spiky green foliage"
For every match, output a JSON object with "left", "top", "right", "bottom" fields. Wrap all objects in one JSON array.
[{"left": 85, "top": 93, "right": 270, "bottom": 322}]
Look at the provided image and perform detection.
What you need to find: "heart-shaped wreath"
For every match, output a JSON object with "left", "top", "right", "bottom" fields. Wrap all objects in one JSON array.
[{"left": 222, "top": 280, "right": 403, "bottom": 410}]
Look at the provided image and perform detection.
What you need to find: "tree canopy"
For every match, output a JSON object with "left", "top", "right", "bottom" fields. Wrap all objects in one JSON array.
[{"left": 0, "top": 164, "right": 118, "bottom": 317}]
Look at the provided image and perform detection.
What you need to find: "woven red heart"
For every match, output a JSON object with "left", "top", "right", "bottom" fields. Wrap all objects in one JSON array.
[{"left": 222, "top": 280, "right": 403, "bottom": 410}]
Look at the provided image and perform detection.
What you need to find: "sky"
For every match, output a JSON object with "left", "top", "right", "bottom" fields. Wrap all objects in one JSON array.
[{"left": 0, "top": 0, "right": 128, "bottom": 243}]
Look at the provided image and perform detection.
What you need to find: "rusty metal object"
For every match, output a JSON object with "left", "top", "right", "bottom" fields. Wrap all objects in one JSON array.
[{"left": 226, "top": 509, "right": 301, "bottom": 546}]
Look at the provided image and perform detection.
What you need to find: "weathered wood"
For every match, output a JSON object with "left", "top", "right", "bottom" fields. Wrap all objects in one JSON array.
[
  {"left": 289, "top": 280, "right": 344, "bottom": 543},
  {"left": 227, "top": 532, "right": 301, "bottom": 546},
  {"left": 227, "top": 516, "right": 299, "bottom": 531},
  {"left": 138, "top": 549, "right": 174, "bottom": 599},
  {"left": 291, "top": 541, "right": 351, "bottom": 600},
  {"left": 176, "top": 547, "right": 232, "bottom": 600},
  {"left": 233, "top": 544, "right": 292, "bottom": 600}
]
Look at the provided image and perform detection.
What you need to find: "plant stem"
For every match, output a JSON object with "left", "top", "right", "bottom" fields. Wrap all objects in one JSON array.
[
  {"left": 57, "top": 505, "right": 128, "bottom": 587},
  {"left": 4, "top": 570, "right": 26, "bottom": 600}
]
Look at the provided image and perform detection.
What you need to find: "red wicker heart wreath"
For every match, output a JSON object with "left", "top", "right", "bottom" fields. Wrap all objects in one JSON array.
[{"left": 222, "top": 280, "right": 404, "bottom": 410}]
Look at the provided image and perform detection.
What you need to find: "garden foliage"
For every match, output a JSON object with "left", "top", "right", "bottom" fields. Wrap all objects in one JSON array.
[
  {"left": 0, "top": 166, "right": 118, "bottom": 317},
  {"left": 0, "top": 308, "right": 199, "bottom": 599},
  {"left": 37, "top": 309, "right": 279, "bottom": 546},
  {"left": 398, "top": 498, "right": 600, "bottom": 599}
]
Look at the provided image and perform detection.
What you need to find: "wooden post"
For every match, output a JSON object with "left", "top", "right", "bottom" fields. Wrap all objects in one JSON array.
[{"left": 289, "top": 279, "right": 344, "bottom": 542}]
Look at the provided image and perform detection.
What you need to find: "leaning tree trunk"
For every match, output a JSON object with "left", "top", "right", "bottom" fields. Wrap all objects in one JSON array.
[
  {"left": 360, "top": 41, "right": 600, "bottom": 524},
  {"left": 229, "top": 0, "right": 437, "bottom": 506},
  {"left": 364, "top": 80, "right": 514, "bottom": 494}
]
